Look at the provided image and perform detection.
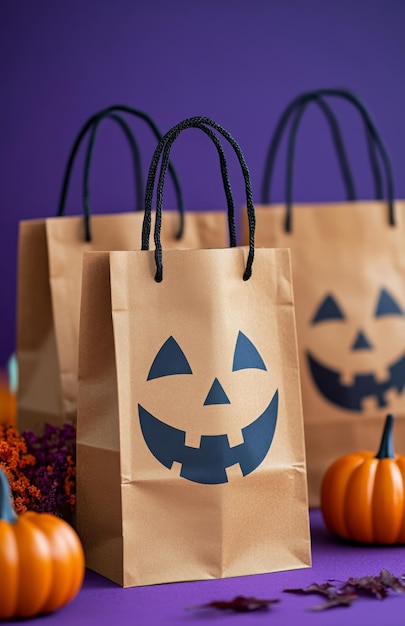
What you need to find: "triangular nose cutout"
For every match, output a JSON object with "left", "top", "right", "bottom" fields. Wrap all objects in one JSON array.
[
  {"left": 204, "top": 378, "right": 231, "bottom": 406},
  {"left": 351, "top": 330, "right": 373, "bottom": 351}
]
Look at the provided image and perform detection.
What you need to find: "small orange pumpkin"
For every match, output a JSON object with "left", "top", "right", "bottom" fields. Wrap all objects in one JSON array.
[
  {"left": 0, "top": 373, "right": 16, "bottom": 426},
  {"left": 0, "top": 468, "right": 85, "bottom": 619},
  {"left": 321, "top": 413, "right": 405, "bottom": 544}
]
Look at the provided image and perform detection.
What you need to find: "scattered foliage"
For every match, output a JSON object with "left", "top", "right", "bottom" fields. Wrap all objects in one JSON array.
[
  {"left": 187, "top": 595, "right": 280, "bottom": 613},
  {"left": 284, "top": 569, "right": 405, "bottom": 611},
  {"left": 0, "top": 424, "right": 40, "bottom": 512},
  {"left": 346, "top": 569, "right": 405, "bottom": 599},
  {"left": 0, "top": 422, "right": 76, "bottom": 517}
]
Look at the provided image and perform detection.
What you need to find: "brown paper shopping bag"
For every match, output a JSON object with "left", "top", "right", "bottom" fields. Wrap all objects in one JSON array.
[
  {"left": 76, "top": 117, "right": 311, "bottom": 587},
  {"left": 17, "top": 106, "right": 229, "bottom": 432},
  {"left": 242, "top": 88, "right": 405, "bottom": 506}
]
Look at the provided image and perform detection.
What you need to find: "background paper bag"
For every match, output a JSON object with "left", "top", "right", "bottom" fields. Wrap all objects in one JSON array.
[
  {"left": 242, "top": 88, "right": 405, "bottom": 506},
  {"left": 77, "top": 117, "right": 310, "bottom": 587},
  {"left": 17, "top": 106, "right": 229, "bottom": 432}
]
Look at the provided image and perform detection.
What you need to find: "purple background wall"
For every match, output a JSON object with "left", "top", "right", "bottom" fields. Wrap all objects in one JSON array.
[{"left": 1, "top": 0, "right": 404, "bottom": 367}]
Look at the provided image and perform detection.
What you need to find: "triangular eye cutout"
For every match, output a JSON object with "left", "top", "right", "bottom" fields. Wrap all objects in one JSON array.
[
  {"left": 232, "top": 332, "right": 267, "bottom": 372},
  {"left": 147, "top": 336, "right": 192, "bottom": 381},
  {"left": 375, "top": 288, "right": 404, "bottom": 317},
  {"left": 311, "top": 294, "right": 345, "bottom": 324}
]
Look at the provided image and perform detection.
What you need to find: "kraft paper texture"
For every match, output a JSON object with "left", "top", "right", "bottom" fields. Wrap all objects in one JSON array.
[
  {"left": 17, "top": 211, "right": 228, "bottom": 432},
  {"left": 76, "top": 246, "right": 311, "bottom": 587},
  {"left": 242, "top": 201, "right": 405, "bottom": 506}
]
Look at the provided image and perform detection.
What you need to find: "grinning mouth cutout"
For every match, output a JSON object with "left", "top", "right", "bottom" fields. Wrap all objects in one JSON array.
[
  {"left": 306, "top": 351, "right": 405, "bottom": 411},
  {"left": 138, "top": 390, "right": 278, "bottom": 484}
]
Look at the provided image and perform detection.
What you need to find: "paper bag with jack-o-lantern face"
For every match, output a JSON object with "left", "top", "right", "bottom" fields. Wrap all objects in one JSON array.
[
  {"left": 242, "top": 88, "right": 405, "bottom": 506},
  {"left": 17, "top": 106, "right": 229, "bottom": 434},
  {"left": 76, "top": 117, "right": 311, "bottom": 587}
]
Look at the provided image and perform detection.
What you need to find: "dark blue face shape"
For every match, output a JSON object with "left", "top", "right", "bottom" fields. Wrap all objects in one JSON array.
[
  {"left": 139, "top": 332, "right": 278, "bottom": 484},
  {"left": 307, "top": 289, "right": 405, "bottom": 411}
]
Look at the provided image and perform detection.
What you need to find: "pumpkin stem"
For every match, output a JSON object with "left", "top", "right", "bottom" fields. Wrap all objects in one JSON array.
[
  {"left": 375, "top": 413, "right": 395, "bottom": 459},
  {"left": 0, "top": 468, "right": 18, "bottom": 523}
]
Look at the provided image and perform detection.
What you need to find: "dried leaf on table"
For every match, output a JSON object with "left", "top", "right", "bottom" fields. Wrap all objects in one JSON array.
[
  {"left": 346, "top": 569, "right": 405, "bottom": 599},
  {"left": 284, "top": 582, "right": 336, "bottom": 597},
  {"left": 310, "top": 591, "right": 358, "bottom": 611},
  {"left": 285, "top": 582, "right": 358, "bottom": 611},
  {"left": 186, "top": 595, "right": 280, "bottom": 613},
  {"left": 284, "top": 569, "right": 405, "bottom": 611}
]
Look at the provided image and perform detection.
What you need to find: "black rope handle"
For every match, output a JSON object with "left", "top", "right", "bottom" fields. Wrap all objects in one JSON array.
[
  {"left": 57, "top": 105, "right": 185, "bottom": 241},
  {"left": 280, "top": 89, "right": 395, "bottom": 232},
  {"left": 82, "top": 112, "right": 144, "bottom": 240},
  {"left": 285, "top": 94, "right": 383, "bottom": 230},
  {"left": 153, "top": 122, "right": 251, "bottom": 282},
  {"left": 143, "top": 122, "right": 237, "bottom": 254},
  {"left": 261, "top": 91, "right": 384, "bottom": 207},
  {"left": 142, "top": 117, "right": 255, "bottom": 282},
  {"left": 293, "top": 99, "right": 357, "bottom": 201},
  {"left": 156, "top": 123, "right": 237, "bottom": 257}
]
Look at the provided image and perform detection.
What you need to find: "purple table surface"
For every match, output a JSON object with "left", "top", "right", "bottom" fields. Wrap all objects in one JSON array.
[{"left": 12, "top": 509, "right": 405, "bottom": 626}]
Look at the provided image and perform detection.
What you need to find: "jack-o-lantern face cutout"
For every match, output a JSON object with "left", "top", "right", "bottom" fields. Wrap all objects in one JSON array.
[
  {"left": 138, "top": 331, "right": 278, "bottom": 484},
  {"left": 306, "top": 288, "right": 405, "bottom": 411}
]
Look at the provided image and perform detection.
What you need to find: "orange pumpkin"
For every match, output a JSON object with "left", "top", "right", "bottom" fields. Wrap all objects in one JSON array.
[
  {"left": 321, "top": 413, "right": 405, "bottom": 544},
  {"left": 0, "top": 373, "right": 16, "bottom": 426},
  {"left": 0, "top": 468, "right": 85, "bottom": 619}
]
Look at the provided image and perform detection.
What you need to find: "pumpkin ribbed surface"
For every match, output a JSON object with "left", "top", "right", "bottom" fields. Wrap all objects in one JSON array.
[
  {"left": 0, "top": 509, "right": 84, "bottom": 619},
  {"left": 321, "top": 417, "right": 405, "bottom": 545}
]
